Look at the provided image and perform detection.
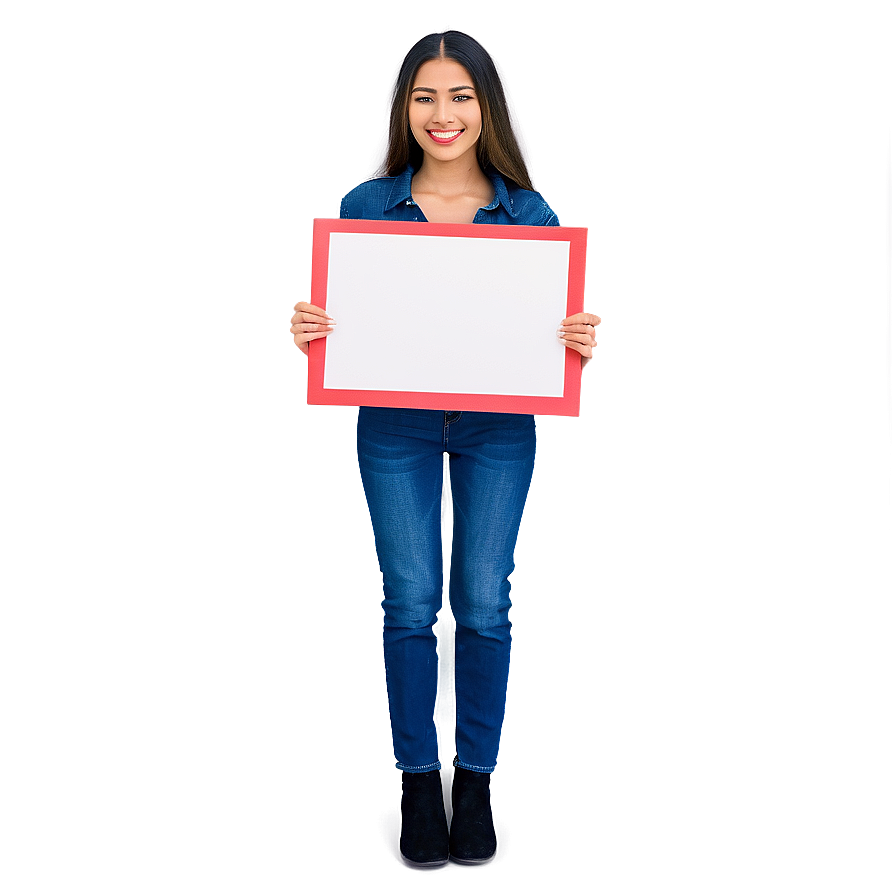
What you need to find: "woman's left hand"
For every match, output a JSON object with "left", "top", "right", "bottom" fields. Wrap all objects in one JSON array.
[{"left": 558, "top": 312, "right": 602, "bottom": 367}]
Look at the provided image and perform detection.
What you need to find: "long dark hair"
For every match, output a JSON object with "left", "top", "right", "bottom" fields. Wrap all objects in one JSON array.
[{"left": 380, "top": 31, "right": 535, "bottom": 192}]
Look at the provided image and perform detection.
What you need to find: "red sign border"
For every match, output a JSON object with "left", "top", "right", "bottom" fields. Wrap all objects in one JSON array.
[{"left": 308, "top": 218, "right": 587, "bottom": 416}]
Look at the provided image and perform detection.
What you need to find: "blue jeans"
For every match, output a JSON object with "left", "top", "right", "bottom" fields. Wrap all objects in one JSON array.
[{"left": 357, "top": 407, "right": 536, "bottom": 774}]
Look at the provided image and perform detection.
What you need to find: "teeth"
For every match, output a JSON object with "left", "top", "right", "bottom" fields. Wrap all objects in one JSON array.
[{"left": 431, "top": 130, "right": 461, "bottom": 138}]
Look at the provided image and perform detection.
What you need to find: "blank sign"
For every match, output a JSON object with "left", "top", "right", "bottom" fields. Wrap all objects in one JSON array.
[{"left": 308, "top": 218, "right": 587, "bottom": 416}]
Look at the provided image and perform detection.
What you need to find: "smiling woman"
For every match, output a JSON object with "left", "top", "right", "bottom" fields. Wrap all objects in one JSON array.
[
  {"left": 410, "top": 64, "right": 480, "bottom": 145},
  {"left": 406, "top": 58, "right": 490, "bottom": 223},
  {"left": 289, "top": 30, "right": 601, "bottom": 869}
]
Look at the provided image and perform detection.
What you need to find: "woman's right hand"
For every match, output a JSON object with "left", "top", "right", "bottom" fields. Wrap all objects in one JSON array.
[{"left": 290, "top": 302, "right": 335, "bottom": 356}]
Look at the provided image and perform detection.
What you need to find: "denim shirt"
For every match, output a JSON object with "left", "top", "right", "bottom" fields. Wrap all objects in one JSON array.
[{"left": 339, "top": 163, "right": 559, "bottom": 226}]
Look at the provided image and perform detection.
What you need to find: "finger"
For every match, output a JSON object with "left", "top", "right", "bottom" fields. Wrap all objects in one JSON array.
[
  {"left": 290, "top": 322, "right": 334, "bottom": 334},
  {"left": 561, "top": 312, "right": 601, "bottom": 327},
  {"left": 560, "top": 313, "right": 601, "bottom": 327},
  {"left": 557, "top": 332, "right": 597, "bottom": 358},
  {"left": 292, "top": 302, "right": 329, "bottom": 321},
  {"left": 291, "top": 303, "right": 335, "bottom": 326},
  {"left": 557, "top": 330, "right": 594, "bottom": 345},
  {"left": 557, "top": 324, "right": 595, "bottom": 336},
  {"left": 293, "top": 301, "right": 330, "bottom": 316},
  {"left": 289, "top": 312, "right": 336, "bottom": 327},
  {"left": 559, "top": 338, "right": 593, "bottom": 359},
  {"left": 293, "top": 329, "right": 332, "bottom": 349}
]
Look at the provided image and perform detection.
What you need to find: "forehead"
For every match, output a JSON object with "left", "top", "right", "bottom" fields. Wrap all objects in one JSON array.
[{"left": 412, "top": 58, "right": 475, "bottom": 89}]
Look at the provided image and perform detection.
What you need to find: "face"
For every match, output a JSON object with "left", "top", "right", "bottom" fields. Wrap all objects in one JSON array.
[{"left": 408, "top": 58, "right": 482, "bottom": 165}]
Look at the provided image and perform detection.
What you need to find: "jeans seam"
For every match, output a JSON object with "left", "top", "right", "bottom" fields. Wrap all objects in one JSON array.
[
  {"left": 443, "top": 410, "right": 463, "bottom": 449},
  {"left": 397, "top": 761, "right": 441, "bottom": 772},
  {"left": 453, "top": 758, "right": 496, "bottom": 773}
]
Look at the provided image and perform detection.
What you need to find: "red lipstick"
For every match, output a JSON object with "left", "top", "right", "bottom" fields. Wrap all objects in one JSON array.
[{"left": 427, "top": 129, "right": 464, "bottom": 145}]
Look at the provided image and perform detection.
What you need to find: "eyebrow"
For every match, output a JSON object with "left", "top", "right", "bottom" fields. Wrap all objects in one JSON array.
[{"left": 411, "top": 85, "right": 475, "bottom": 94}]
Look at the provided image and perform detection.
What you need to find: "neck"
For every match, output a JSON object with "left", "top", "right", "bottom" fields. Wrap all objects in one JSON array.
[{"left": 414, "top": 155, "right": 490, "bottom": 196}]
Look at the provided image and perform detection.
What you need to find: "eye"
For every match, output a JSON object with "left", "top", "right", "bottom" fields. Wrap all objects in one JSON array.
[
  {"left": 413, "top": 96, "right": 434, "bottom": 103},
  {"left": 453, "top": 94, "right": 474, "bottom": 102}
]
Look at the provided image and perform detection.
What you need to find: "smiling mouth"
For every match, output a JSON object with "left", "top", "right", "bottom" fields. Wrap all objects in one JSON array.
[{"left": 427, "top": 129, "right": 464, "bottom": 144}]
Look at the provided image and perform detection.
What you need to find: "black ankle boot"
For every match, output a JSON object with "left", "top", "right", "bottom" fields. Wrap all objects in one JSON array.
[
  {"left": 449, "top": 762, "right": 497, "bottom": 864},
  {"left": 399, "top": 770, "right": 449, "bottom": 867}
]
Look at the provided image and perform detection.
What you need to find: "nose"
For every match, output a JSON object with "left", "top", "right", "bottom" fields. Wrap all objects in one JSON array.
[{"left": 430, "top": 99, "right": 455, "bottom": 126}]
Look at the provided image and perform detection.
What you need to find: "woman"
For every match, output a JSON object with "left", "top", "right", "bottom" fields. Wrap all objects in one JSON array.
[{"left": 291, "top": 31, "right": 600, "bottom": 867}]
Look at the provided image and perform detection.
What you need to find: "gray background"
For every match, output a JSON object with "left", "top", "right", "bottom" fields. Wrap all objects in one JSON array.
[{"left": 1, "top": 1, "right": 893, "bottom": 893}]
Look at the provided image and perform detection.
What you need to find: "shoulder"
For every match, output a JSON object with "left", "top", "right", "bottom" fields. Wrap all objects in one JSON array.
[
  {"left": 340, "top": 168, "right": 414, "bottom": 220},
  {"left": 511, "top": 187, "right": 559, "bottom": 226},
  {"left": 339, "top": 176, "right": 392, "bottom": 220},
  {"left": 490, "top": 171, "right": 559, "bottom": 226}
]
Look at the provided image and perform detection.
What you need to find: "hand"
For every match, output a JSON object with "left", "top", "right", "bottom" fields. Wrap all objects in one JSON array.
[
  {"left": 291, "top": 302, "right": 335, "bottom": 356},
  {"left": 558, "top": 312, "right": 601, "bottom": 367}
]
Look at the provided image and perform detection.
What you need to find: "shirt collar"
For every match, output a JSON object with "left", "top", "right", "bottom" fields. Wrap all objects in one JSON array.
[
  {"left": 384, "top": 164, "right": 519, "bottom": 217},
  {"left": 482, "top": 168, "right": 516, "bottom": 216},
  {"left": 384, "top": 165, "right": 415, "bottom": 211}
]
